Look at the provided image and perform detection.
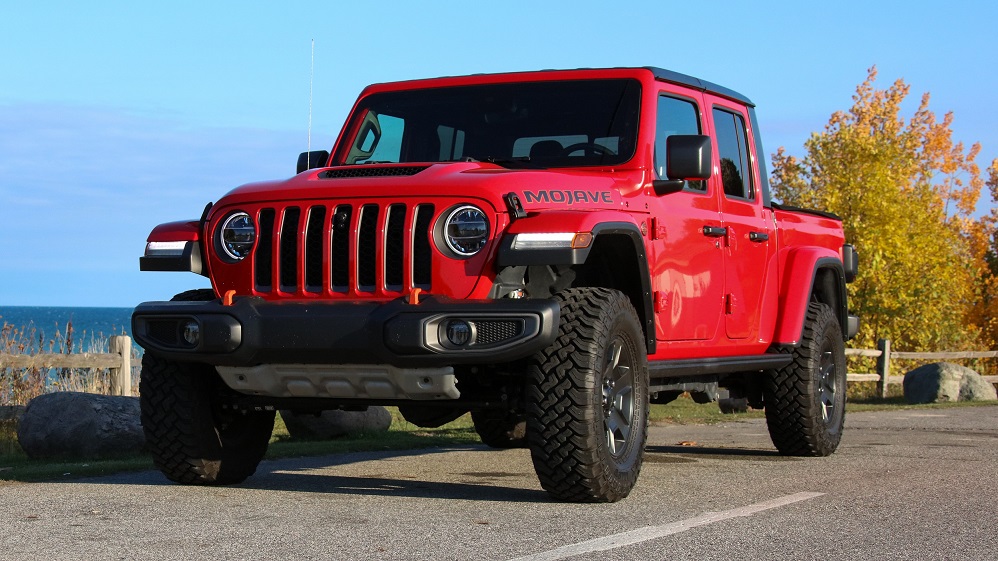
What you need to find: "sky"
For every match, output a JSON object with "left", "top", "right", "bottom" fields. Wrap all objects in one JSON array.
[{"left": 2, "top": 0, "right": 997, "bottom": 307}]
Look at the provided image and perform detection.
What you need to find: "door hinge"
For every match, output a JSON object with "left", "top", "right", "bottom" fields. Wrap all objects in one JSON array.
[
  {"left": 654, "top": 290, "right": 668, "bottom": 313},
  {"left": 650, "top": 217, "right": 667, "bottom": 241}
]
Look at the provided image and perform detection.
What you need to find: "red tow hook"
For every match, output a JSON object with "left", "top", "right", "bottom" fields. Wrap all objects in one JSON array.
[{"left": 406, "top": 288, "right": 422, "bottom": 305}]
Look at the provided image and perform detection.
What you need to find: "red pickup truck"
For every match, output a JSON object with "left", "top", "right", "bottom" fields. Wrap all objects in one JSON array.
[{"left": 133, "top": 67, "right": 858, "bottom": 502}]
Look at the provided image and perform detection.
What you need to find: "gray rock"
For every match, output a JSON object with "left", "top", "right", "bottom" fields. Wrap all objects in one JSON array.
[
  {"left": 280, "top": 407, "right": 392, "bottom": 440},
  {"left": 903, "top": 362, "right": 998, "bottom": 404},
  {"left": 16, "top": 392, "right": 144, "bottom": 459}
]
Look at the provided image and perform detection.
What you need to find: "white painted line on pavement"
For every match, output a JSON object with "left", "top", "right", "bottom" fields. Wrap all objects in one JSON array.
[{"left": 507, "top": 492, "right": 825, "bottom": 561}]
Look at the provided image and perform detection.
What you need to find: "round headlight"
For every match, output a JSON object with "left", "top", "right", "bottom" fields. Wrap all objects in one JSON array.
[
  {"left": 444, "top": 205, "right": 489, "bottom": 257},
  {"left": 219, "top": 212, "right": 256, "bottom": 260}
]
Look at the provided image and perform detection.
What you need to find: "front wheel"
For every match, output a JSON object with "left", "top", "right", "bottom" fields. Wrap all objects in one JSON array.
[
  {"left": 526, "top": 288, "right": 649, "bottom": 503},
  {"left": 764, "top": 302, "right": 846, "bottom": 456},
  {"left": 140, "top": 354, "right": 275, "bottom": 485}
]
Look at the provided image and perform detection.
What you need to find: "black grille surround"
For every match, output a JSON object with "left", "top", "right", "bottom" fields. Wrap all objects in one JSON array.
[{"left": 251, "top": 202, "right": 436, "bottom": 297}]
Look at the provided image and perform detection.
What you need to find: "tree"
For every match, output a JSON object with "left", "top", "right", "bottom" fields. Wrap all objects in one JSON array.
[
  {"left": 771, "top": 67, "right": 990, "bottom": 352},
  {"left": 969, "top": 162, "right": 998, "bottom": 347}
]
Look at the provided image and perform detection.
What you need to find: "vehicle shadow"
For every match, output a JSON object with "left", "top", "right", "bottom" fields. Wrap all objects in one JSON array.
[
  {"left": 243, "top": 468, "right": 549, "bottom": 503},
  {"left": 75, "top": 445, "right": 553, "bottom": 502},
  {"left": 644, "top": 445, "right": 791, "bottom": 460}
]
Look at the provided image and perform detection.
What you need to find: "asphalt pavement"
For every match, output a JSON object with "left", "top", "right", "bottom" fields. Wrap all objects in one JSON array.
[{"left": 1, "top": 405, "right": 996, "bottom": 561}]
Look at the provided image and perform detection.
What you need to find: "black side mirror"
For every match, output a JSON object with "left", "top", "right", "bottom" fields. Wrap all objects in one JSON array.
[
  {"left": 652, "top": 135, "right": 712, "bottom": 195},
  {"left": 297, "top": 150, "right": 330, "bottom": 174}
]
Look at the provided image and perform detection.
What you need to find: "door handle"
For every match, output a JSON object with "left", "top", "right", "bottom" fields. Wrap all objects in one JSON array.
[
  {"left": 702, "top": 226, "right": 727, "bottom": 237},
  {"left": 749, "top": 231, "right": 769, "bottom": 242}
]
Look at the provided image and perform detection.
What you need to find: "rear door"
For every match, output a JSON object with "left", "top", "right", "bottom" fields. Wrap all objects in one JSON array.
[{"left": 704, "top": 96, "right": 774, "bottom": 340}]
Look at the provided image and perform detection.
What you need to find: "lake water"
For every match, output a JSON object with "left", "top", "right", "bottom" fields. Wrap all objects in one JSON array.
[{"left": 0, "top": 306, "right": 134, "bottom": 352}]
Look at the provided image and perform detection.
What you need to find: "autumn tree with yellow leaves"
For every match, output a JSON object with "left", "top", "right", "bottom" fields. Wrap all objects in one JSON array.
[
  {"left": 970, "top": 162, "right": 998, "bottom": 347},
  {"left": 771, "top": 67, "right": 997, "bottom": 352}
]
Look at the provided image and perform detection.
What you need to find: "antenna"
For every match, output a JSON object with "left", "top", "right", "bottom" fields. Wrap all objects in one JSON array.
[{"left": 308, "top": 39, "right": 314, "bottom": 156}]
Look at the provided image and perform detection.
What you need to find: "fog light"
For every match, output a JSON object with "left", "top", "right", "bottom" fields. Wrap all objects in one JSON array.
[
  {"left": 182, "top": 321, "right": 201, "bottom": 346},
  {"left": 445, "top": 320, "right": 472, "bottom": 347}
]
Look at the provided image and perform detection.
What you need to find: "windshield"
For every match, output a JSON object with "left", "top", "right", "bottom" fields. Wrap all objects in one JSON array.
[{"left": 338, "top": 79, "right": 641, "bottom": 168}]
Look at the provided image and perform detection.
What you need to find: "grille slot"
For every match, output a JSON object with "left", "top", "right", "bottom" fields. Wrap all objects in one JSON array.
[
  {"left": 385, "top": 204, "right": 406, "bottom": 290},
  {"left": 255, "top": 209, "right": 275, "bottom": 291},
  {"left": 304, "top": 206, "right": 326, "bottom": 292},
  {"left": 279, "top": 207, "right": 301, "bottom": 292},
  {"left": 357, "top": 205, "right": 379, "bottom": 292},
  {"left": 330, "top": 205, "right": 352, "bottom": 292},
  {"left": 252, "top": 202, "right": 434, "bottom": 296},
  {"left": 413, "top": 205, "right": 434, "bottom": 289}
]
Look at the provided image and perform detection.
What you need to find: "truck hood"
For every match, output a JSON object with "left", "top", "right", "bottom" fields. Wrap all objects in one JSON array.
[{"left": 215, "top": 162, "right": 641, "bottom": 213}]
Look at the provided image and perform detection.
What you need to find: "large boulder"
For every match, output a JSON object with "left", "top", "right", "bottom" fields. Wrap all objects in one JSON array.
[
  {"left": 903, "top": 362, "right": 998, "bottom": 404},
  {"left": 16, "top": 392, "right": 144, "bottom": 459},
  {"left": 280, "top": 407, "right": 392, "bottom": 440}
]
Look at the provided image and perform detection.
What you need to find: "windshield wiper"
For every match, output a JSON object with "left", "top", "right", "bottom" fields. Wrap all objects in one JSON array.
[{"left": 482, "top": 156, "right": 542, "bottom": 169}]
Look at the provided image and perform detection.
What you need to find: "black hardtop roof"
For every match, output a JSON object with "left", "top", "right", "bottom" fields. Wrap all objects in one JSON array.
[
  {"left": 369, "top": 67, "right": 755, "bottom": 107},
  {"left": 644, "top": 67, "right": 754, "bottom": 107}
]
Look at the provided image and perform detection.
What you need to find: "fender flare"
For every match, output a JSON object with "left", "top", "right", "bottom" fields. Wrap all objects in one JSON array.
[
  {"left": 496, "top": 216, "right": 655, "bottom": 353},
  {"left": 772, "top": 247, "right": 849, "bottom": 345},
  {"left": 140, "top": 220, "right": 206, "bottom": 276}
]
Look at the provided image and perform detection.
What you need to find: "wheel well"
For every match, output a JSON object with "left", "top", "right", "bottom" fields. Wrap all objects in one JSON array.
[
  {"left": 511, "top": 233, "right": 652, "bottom": 351},
  {"left": 573, "top": 234, "right": 647, "bottom": 330},
  {"left": 810, "top": 265, "right": 846, "bottom": 334}
]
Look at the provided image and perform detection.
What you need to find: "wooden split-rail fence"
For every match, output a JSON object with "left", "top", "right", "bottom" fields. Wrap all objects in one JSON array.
[
  {"left": 0, "top": 335, "right": 133, "bottom": 397},
  {"left": 846, "top": 338, "right": 998, "bottom": 398},
  {"left": 1, "top": 336, "right": 997, "bottom": 402}
]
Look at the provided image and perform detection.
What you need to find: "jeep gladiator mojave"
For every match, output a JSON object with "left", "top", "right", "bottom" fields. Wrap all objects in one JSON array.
[{"left": 133, "top": 67, "right": 858, "bottom": 503}]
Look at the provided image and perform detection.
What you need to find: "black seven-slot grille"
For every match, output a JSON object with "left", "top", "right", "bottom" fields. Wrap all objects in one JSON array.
[{"left": 253, "top": 203, "right": 434, "bottom": 296}]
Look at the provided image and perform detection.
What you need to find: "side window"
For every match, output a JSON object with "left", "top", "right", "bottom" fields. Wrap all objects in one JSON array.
[
  {"left": 712, "top": 108, "right": 753, "bottom": 200},
  {"left": 655, "top": 95, "right": 704, "bottom": 190}
]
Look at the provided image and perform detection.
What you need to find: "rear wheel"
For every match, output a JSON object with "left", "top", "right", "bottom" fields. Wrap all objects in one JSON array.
[
  {"left": 526, "top": 288, "right": 649, "bottom": 503},
  {"left": 764, "top": 302, "right": 846, "bottom": 456}
]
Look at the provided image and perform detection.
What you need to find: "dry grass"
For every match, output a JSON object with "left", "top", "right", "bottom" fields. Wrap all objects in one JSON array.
[{"left": 1, "top": 320, "right": 140, "bottom": 406}]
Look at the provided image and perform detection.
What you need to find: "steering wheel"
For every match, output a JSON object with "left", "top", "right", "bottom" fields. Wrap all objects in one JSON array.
[{"left": 559, "top": 142, "right": 618, "bottom": 157}]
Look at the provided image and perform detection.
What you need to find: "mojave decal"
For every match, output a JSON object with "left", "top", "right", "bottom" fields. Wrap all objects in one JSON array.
[{"left": 521, "top": 189, "right": 615, "bottom": 205}]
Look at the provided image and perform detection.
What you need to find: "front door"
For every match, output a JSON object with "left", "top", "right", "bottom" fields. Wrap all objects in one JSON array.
[{"left": 649, "top": 89, "right": 725, "bottom": 341}]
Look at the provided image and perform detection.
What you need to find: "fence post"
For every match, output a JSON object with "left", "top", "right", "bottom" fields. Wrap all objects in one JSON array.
[
  {"left": 108, "top": 335, "right": 132, "bottom": 396},
  {"left": 876, "top": 338, "right": 891, "bottom": 399}
]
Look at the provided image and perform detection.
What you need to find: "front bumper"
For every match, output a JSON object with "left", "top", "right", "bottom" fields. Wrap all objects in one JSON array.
[{"left": 131, "top": 295, "right": 560, "bottom": 369}]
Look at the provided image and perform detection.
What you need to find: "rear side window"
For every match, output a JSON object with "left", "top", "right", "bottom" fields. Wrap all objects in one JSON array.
[
  {"left": 712, "top": 108, "right": 753, "bottom": 200},
  {"left": 655, "top": 96, "right": 704, "bottom": 191}
]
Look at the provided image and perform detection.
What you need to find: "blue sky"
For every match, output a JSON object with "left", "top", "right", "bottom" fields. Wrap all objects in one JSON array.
[{"left": 2, "top": 0, "right": 997, "bottom": 307}]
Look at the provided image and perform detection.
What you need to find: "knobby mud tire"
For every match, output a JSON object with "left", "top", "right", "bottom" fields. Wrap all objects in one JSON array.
[
  {"left": 764, "top": 302, "right": 846, "bottom": 456},
  {"left": 140, "top": 355, "right": 275, "bottom": 485},
  {"left": 140, "top": 289, "right": 274, "bottom": 485},
  {"left": 525, "top": 287, "right": 649, "bottom": 503}
]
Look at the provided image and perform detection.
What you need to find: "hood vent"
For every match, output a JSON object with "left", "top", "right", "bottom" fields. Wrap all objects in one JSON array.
[{"left": 321, "top": 166, "right": 429, "bottom": 179}]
